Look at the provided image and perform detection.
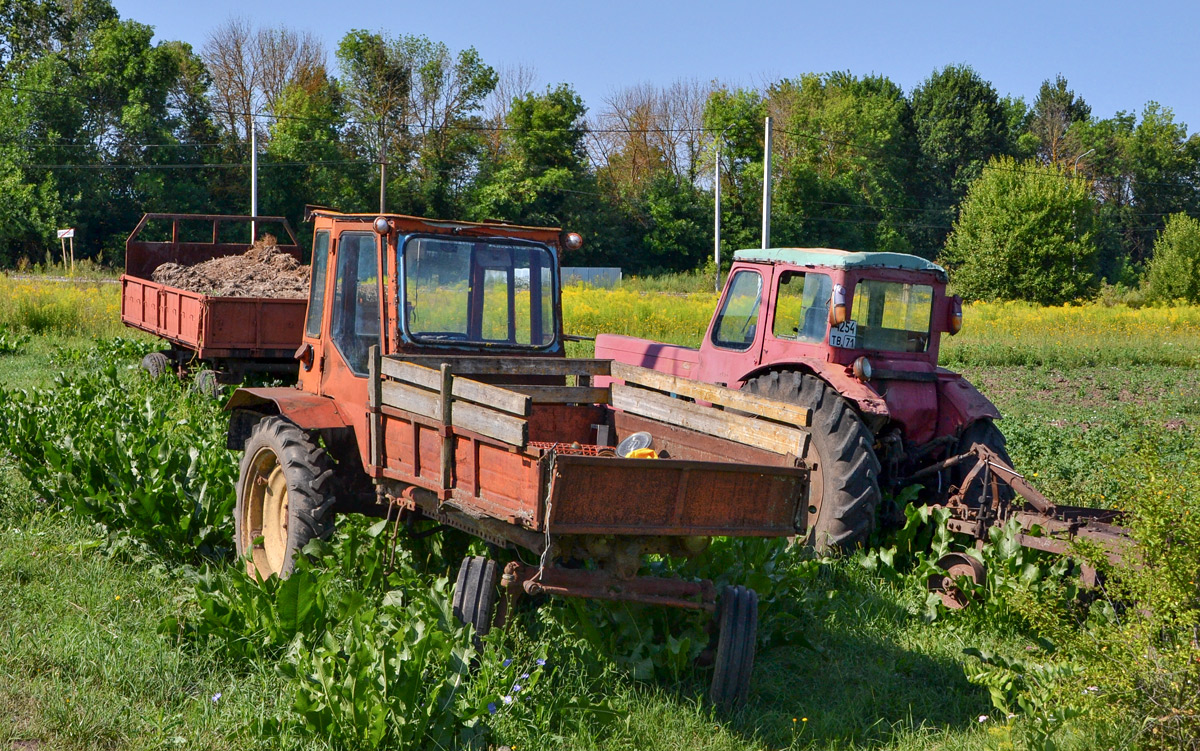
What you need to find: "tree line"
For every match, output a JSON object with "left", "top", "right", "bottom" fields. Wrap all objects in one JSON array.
[{"left": 1, "top": 1, "right": 1198, "bottom": 302}]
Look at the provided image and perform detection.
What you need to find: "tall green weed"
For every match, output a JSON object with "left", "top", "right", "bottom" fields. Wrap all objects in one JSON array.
[{"left": 0, "top": 364, "right": 236, "bottom": 560}]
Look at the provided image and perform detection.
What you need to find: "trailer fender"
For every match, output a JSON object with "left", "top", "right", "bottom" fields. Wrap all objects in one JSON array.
[
  {"left": 737, "top": 360, "right": 890, "bottom": 420},
  {"left": 935, "top": 372, "right": 1002, "bottom": 437},
  {"left": 225, "top": 387, "right": 349, "bottom": 450}
]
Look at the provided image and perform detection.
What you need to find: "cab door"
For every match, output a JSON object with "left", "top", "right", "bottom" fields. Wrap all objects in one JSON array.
[
  {"left": 697, "top": 266, "right": 768, "bottom": 386},
  {"left": 296, "top": 227, "right": 332, "bottom": 396}
]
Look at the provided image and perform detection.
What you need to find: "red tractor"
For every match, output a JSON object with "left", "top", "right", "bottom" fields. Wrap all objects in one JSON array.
[{"left": 597, "top": 248, "right": 1008, "bottom": 551}]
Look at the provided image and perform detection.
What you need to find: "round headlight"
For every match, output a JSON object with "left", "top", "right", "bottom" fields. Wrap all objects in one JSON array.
[
  {"left": 563, "top": 232, "right": 584, "bottom": 251},
  {"left": 853, "top": 356, "right": 872, "bottom": 381},
  {"left": 372, "top": 216, "right": 391, "bottom": 235}
]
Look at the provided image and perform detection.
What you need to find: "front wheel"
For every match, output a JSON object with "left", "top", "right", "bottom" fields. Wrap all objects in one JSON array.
[
  {"left": 235, "top": 416, "right": 337, "bottom": 579},
  {"left": 744, "top": 371, "right": 881, "bottom": 551}
]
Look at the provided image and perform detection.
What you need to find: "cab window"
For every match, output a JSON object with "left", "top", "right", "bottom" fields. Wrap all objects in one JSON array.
[
  {"left": 403, "top": 237, "right": 556, "bottom": 347},
  {"left": 304, "top": 230, "right": 330, "bottom": 338},
  {"left": 851, "top": 280, "right": 933, "bottom": 353},
  {"left": 772, "top": 271, "right": 831, "bottom": 344},
  {"left": 329, "top": 231, "right": 380, "bottom": 375},
  {"left": 711, "top": 270, "right": 762, "bottom": 350}
]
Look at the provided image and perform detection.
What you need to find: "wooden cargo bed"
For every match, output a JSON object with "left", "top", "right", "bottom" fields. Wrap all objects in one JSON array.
[{"left": 366, "top": 349, "right": 813, "bottom": 547}]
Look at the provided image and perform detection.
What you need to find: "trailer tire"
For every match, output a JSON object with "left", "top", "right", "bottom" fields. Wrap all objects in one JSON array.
[
  {"left": 955, "top": 419, "right": 1013, "bottom": 507},
  {"left": 192, "top": 369, "right": 220, "bottom": 398},
  {"left": 235, "top": 416, "right": 337, "bottom": 579},
  {"left": 744, "top": 371, "right": 880, "bottom": 551},
  {"left": 140, "top": 351, "right": 171, "bottom": 379},
  {"left": 709, "top": 585, "right": 758, "bottom": 710},
  {"left": 453, "top": 556, "right": 499, "bottom": 644}
]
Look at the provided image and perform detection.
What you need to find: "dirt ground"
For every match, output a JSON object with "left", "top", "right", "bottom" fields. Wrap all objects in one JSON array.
[{"left": 151, "top": 236, "right": 310, "bottom": 298}]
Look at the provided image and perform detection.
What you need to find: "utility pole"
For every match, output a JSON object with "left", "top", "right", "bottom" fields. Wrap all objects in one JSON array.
[
  {"left": 713, "top": 135, "right": 722, "bottom": 293},
  {"left": 250, "top": 116, "right": 258, "bottom": 243},
  {"left": 713, "top": 124, "right": 734, "bottom": 293},
  {"left": 762, "top": 116, "right": 772, "bottom": 249},
  {"left": 379, "top": 122, "right": 388, "bottom": 213}
]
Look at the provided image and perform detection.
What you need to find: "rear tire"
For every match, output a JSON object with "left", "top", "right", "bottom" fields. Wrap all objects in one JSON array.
[
  {"left": 744, "top": 371, "right": 881, "bottom": 551},
  {"left": 709, "top": 585, "right": 758, "bottom": 710},
  {"left": 192, "top": 368, "right": 221, "bottom": 398},
  {"left": 235, "top": 416, "right": 337, "bottom": 579},
  {"left": 452, "top": 556, "right": 499, "bottom": 644},
  {"left": 140, "top": 351, "right": 171, "bottom": 378},
  {"left": 954, "top": 419, "right": 1012, "bottom": 507}
]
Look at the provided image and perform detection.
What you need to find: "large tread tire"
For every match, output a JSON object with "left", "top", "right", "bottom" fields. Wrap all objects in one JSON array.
[
  {"left": 709, "top": 585, "right": 758, "bottom": 710},
  {"left": 140, "top": 351, "right": 171, "bottom": 379},
  {"left": 452, "top": 556, "right": 499, "bottom": 644},
  {"left": 191, "top": 368, "right": 221, "bottom": 398},
  {"left": 235, "top": 415, "right": 337, "bottom": 579},
  {"left": 745, "top": 371, "right": 881, "bottom": 552},
  {"left": 954, "top": 419, "right": 1013, "bottom": 507}
]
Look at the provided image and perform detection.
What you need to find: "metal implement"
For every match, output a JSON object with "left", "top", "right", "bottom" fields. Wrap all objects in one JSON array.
[{"left": 925, "top": 443, "right": 1132, "bottom": 603}]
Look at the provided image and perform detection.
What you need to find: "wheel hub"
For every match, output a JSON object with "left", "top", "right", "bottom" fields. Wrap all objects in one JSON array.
[{"left": 244, "top": 448, "right": 290, "bottom": 579}]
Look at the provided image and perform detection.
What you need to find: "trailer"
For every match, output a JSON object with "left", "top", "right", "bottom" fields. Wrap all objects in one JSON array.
[
  {"left": 120, "top": 213, "right": 307, "bottom": 389},
  {"left": 223, "top": 210, "right": 817, "bottom": 708}
]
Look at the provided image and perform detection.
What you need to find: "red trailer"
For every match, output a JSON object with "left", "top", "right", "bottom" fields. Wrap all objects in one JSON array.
[{"left": 120, "top": 213, "right": 307, "bottom": 389}]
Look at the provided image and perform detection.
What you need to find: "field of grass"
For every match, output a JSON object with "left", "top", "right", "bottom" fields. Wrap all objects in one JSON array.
[{"left": 0, "top": 279, "right": 1197, "bottom": 750}]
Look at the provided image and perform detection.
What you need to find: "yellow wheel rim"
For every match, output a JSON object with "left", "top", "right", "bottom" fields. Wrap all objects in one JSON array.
[{"left": 244, "top": 447, "right": 290, "bottom": 578}]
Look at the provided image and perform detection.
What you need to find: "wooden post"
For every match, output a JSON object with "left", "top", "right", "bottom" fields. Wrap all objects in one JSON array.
[
  {"left": 60, "top": 237, "right": 67, "bottom": 269},
  {"left": 439, "top": 363, "right": 454, "bottom": 500},
  {"left": 68, "top": 235, "right": 74, "bottom": 273}
]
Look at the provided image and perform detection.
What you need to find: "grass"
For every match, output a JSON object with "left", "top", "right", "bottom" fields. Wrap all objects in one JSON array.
[{"left": 0, "top": 278, "right": 1196, "bottom": 749}]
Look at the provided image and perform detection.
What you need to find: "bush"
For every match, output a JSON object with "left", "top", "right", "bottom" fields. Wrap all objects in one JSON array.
[
  {"left": 942, "top": 156, "right": 1099, "bottom": 305},
  {"left": 1145, "top": 212, "right": 1200, "bottom": 303}
]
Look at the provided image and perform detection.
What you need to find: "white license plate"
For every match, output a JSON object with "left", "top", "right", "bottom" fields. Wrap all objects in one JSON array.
[{"left": 829, "top": 321, "right": 857, "bottom": 349}]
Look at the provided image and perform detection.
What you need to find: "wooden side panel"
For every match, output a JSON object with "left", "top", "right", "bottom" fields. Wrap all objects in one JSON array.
[
  {"left": 390, "top": 355, "right": 610, "bottom": 377},
  {"left": 611, "top": 361, "right": 812, "bottom": 427},
  {"left": 611, "top": 384, "right": 809, "bottom": 457}
]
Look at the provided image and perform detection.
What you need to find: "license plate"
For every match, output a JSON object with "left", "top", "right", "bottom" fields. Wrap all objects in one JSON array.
[{"left": 829, "top": 321, "right": 857, "bottom": 349}]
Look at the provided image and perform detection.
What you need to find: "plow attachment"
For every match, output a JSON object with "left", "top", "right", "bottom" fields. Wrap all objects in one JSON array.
[{"left": 917, "top": 445, "right": 1133, "bottom": 607}]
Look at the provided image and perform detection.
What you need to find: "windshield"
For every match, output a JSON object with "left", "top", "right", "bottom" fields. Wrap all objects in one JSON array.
[
  {"left": 850, "top": 280, "right": 933, "bottom": 353},
  {"left": 403, "top": 236, "right": 557, "bottom": 348}
]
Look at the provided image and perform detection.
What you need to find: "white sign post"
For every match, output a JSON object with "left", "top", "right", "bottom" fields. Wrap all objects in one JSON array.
[{"left": 57, "top": 228, "right": 75, "bottom": 272}]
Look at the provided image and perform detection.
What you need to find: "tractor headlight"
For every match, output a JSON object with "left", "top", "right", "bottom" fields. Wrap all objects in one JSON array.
[{"left": 853, "top": 356, "right": 872, "bottom": 381}]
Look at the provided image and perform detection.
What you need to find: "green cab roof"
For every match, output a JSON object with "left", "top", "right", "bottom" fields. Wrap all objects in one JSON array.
[{"left": 733, "top": 248, "right": 947, "bottom": 279}]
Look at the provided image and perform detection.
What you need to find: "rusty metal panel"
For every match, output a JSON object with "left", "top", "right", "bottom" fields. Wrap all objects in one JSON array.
[{"left": 543, "top": 455, "right": 805, "bottom": 536}]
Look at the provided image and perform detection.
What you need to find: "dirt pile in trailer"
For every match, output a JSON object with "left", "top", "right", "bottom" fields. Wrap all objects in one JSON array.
[{"left": 151, "top": 235, "right": 310, "bottom": 298}]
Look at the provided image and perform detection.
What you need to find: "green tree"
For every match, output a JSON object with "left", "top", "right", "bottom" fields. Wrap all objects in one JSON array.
[
  {"left": 1145, "top": 212, "right": 1200, "bottom": 303},
  {"left": 702, "top": 87, "right": 765, "bottom": 253},
  {"left": 336, "top": 30, "right": 410, "bottom": 210},
  {"left": 470, "top": 83, "right": 590, "bottom": 227},
  {"left": 911, "top": 65, "right": 1015, "bottom": 252},
  {"left": 766, "top": 72, "right": 919, "bottom": 253},
  {"left": 1030, "top": 74, "right": 1091, "bottom": 165},
  {"left": 264, "top": 69, "right": 368, "bottom": 237},
  {"left": 943, "top": 156, "right": 1098, "bottom": 304}
]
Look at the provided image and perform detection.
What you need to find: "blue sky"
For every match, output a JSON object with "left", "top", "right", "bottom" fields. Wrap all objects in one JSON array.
[{"left": 114, "top": 0, "right": 1200, "bottom": 133}]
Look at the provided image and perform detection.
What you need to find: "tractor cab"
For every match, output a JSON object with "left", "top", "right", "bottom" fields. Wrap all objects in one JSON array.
[
  {"left": 692, "top": 248, "right": 982, "bottom": 447},
  {"left": 294, "top": 211, "right": 578, "bottom": 398},
  {"left": 705, "top": 248, "right": 960, "bottom": 380}
]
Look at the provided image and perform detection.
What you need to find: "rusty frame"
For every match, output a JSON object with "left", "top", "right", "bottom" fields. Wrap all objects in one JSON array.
[
  {"left": 937, "top": 445, "right": 1133, "bottom": 578},
  {"left": 501, "top": 561, "right": 718, "bottom": 612}
]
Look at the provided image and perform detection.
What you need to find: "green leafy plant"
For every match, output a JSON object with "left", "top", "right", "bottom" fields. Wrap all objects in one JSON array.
[
  {"left": 0, "top": 326, "right": 30, "bottom": 355},
  {"left": 0, "top": 366, "right": 237, "bottom": 560}
]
